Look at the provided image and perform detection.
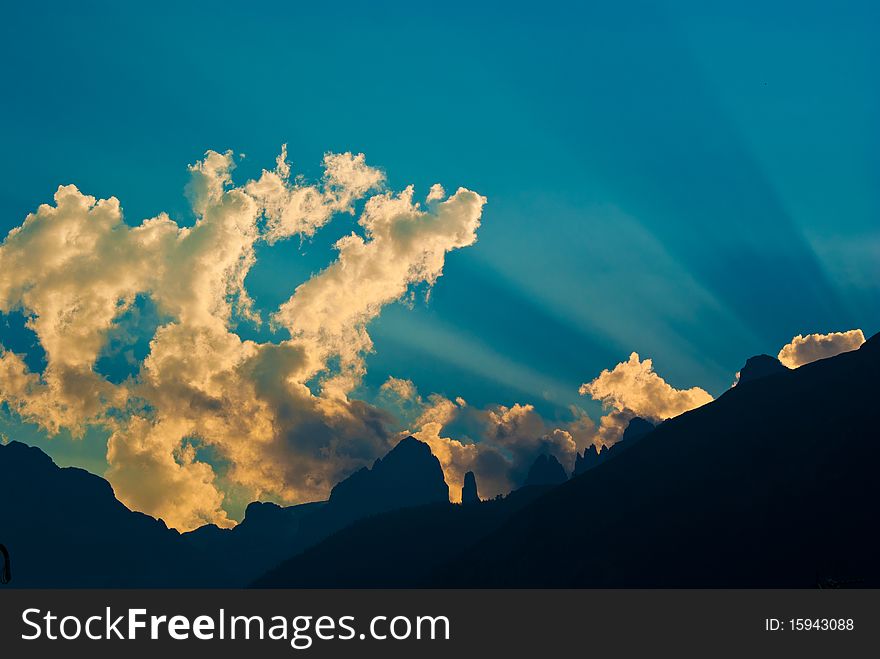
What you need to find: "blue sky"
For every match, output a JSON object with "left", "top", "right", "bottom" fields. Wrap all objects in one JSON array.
[{"left": 1, "top": 1, "right": 877, "bottom": 496}]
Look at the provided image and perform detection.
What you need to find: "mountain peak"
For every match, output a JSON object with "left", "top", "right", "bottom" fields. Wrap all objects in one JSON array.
[
  {"left": 621, "top": 417, "right": 655, "bottom": 443},
  {"left": 737, "top": 354, "right": 790, "bottom": 385},
  {"left": 243, "top": 500, "right": 284, "bottom": 525},
  {"left": 573, "top": 444, "right": 603, "bottom": 477},
  {"left": 0, "top": 440, "right": 55, "bottom": 468},
  {"left": 861, "top": 331, "right": 880, "bottom": 351},
  {"left": 377, "top": 435, "right": 435, "bottom": 465},
  {"left": 524, "top": 454, "right": 568, "bottom": 487},
  {"left": 0, "top": 439, "right": 188, "bottom": 586},
  {"left": 573, "top": 417, "right": 655, "bottom": 478},
  {"left": 462, "top": 471, "right": 480, "bottom": 504},
  {"left": 328, "top": 436, "right": 449, "bottom": 517}
]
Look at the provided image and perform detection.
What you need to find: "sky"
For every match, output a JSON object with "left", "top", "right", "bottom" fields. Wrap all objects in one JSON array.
[{"left": 0, "top": 1, "right": 877, "bottom": 529}]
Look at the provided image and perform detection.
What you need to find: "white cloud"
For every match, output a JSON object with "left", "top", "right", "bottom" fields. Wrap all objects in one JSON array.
[
  {"left": 777, "top": 329, "right": 865, "bottom": 368},
  {"left": 379, "top": 376, "right": 418, "bottom": 401},
  {"left": 426, "top": 184, "right": 446, "bottom": 202},
  {"left": 272, "top": 184, "right": 485, "bottom": 397},
  {"left": 106, "top": 416, "right": 233, "bottom": 531},
  {"left": 0, "top": 148, "right": 485, "bottom": 530},
  {"left": 245, "top": 145, "right": 385, "bottom": 244},
  {"left": 579, "top": 352, "right": 713, "bottom": 423},
  {"left": 380, "top": 349, "right": 714, "bottom": 502}
]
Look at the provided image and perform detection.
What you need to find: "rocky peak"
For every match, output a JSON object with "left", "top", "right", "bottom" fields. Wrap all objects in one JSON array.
[
  {"left": 524, "top": 454, "right": 568, "bottom": 487},
  {"left": 737, "top": 354, "right": 790, "bottom": 385},
  {"left": 328, "top": 436, "right": 449, "bottom": 517},
  {"left": 461, "top": 471, "right": 480, "bottom": 504}
]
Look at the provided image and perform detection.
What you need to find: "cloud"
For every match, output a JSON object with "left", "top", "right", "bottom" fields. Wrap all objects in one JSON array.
[
  {"left": 245, "top": 145, "right": 385, "bottom": 244},
  {"left": 381, "top": 377, "right": 589, "bottom": 500},
  {"left": 106, "top": 416, "right": 233, "bottom": 531},
  {"left": 426, "top": 184, "right": 446, "bottom": 203},
  {"left": 777, "top": 329, "right": 865, "bottom": 368},
  {"left": 380, "top": 349, "right": 712, "bottom": 502},
  {"left": 580, "top": 352, "right": 713, "bottom": 423},
  {"left": 0, "top": 185, "right": 170, "bottom": 436},
  {"left": 426, "top": 401, "right": 593, "bottom": 499},
  {"left": 377, "top": 378, "right": 485, "bottom": 499},
  {"left": 478, "top": 403, "right": 579, "bottom": 483},
  {"left": 380, "top": 376, "right": 418, "bottom": 401},
  {"left": 590, "top": 409, "right": 635, "bottom": 449},
  {"left": 0, "top": 148, "right": 485, "bottom": 530},
  {"left": 272, "top": 184, "right": 485, "bottom": 397}
]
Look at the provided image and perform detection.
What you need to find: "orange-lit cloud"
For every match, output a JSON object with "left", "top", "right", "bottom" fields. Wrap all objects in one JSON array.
[
  {"left": 381, "top": 378, "right": 599, "bottom": 501},
  {"left": 379, "top": 349, "right": 715, "bottom": 501},
  {"left": 0, "top": 148, "right": 485, "bottom": 530},
  {"left": 777, "top": 330, "right": 865, "bottom": 368},
  {"left": 580, "top": 352, "right": 713, "bottom": 422}
]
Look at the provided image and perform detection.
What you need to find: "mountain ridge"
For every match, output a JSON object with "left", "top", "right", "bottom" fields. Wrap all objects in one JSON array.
[
  {"left": 433, "top": 332, "right": 880, "bottom": 586},
  {"left": 254, "top": 333, "right": 880, "bottom": 588},
  {"left": 0, "top": 435, "right": 451, "bottom": 587},
  {"left": 2, "top": 335, "right": 875, "bottom": 587}
]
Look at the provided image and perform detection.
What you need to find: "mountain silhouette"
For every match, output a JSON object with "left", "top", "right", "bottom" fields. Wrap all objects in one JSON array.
[
  {"left": 0, "top": 441, "right": 201, "bottom": 587},
  {"left": 5, "top": 333, "right": 879, "bottom": 588},
  {"left": 573, "top": 443, "right": 603, "bottom": 475},
  {"left": 620, "top": 416, "right": 656, "bottom": 443},
  {"left": 255, "top": 332, "right": 880, "bottom": 588},
  {"left": 184, "top": 435, "right": 450, "bottom": 585},
  {"left": 524, "top": 454, "right": 568, "bottom": 486},
  {"left": 461, "top": 471, "right": 480, "bottom": 504},
  {"left": 573, "top": 416, "right": 655, "bottom": 476},
  {"left": 435, "top": 332, "right": 880, "bottom": 587},
  {"left": 324, "top": 435, "right": 449, "bottom": 524},
  {"left": 181, "top": 500, "right": 326, "bottom": 586},
  {"left": 737, "top": 354, "right": 790, "bottom": 385},
  {"left": 0, "top": 435, "right": 449, "bottom": 586},
  {"left": 253, "top": 485, "right": 555, "bottom": 588}
]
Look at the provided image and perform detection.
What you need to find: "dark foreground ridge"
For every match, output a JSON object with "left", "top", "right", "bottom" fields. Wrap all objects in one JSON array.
[
  {"left": 183, "top": 434, "right": 450, "bottom": 585},
  {"left": 737, "top": 354, "right": 790, "bottom": 385},
  {"left": 0, "top": 435, "right": 452, "bottom": 587},
  {"left": 256, "top": 334, "right": 880, "bottom": 588},
  {"left": 2, "top": 335, "right": 877, "bottom": 587},
  {"left": 573, "top": 416, "right": 655, "bottom": 476},
  {"left": 0, "top": 441, "right": 193, "bottom": 587},
  {"left": 439, "top": 333, "right": 880, "bottom": 587}
]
